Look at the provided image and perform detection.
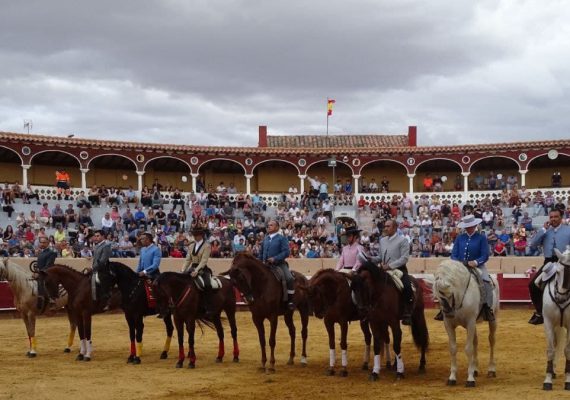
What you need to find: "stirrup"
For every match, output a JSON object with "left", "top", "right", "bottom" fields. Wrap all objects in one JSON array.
[
  {"left": 401, "top": 314, "right": 412, "bottom": 326},
  {"left": 287, "top": 302, "right": 296, "bottom": 311},
  {"left": 434, "top": 310, "right": 444, "bottom": 321},
  {"left": 483, "top": 307, "right": 495, "bottom": 322}
]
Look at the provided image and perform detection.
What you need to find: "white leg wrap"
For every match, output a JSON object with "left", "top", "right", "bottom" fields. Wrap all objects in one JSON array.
[
  {"left": 396, "top": 354, "right": 404, "bottom": 374},
  {"left": 363, "top": 345, "right": 371, "bottom": 363},
  {"left": 80, "top": 339, "right": 86, "bottom": 355},
  {"left": 373, "top": 354, "right": 381, "bottom": 374},
  {"left": 86, "top": 340, "right": 93, "bottom": 357},
  {"left": 329, "top": 349, "right": 336, "bottom": 367},
  {"left": 341, "top": 350, "right": 348, "bottom": 367}
]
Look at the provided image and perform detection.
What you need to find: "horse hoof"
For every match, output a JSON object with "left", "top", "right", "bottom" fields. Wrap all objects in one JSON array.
[
  {"left": 391, "top": 362, "right": 397, "bottom": 372},
  {"left": 175, "top": 361, "right": 183, "bottom": 368},
  {"left": 215, "top": 357, "right": 223, "bottom": 363},
  {"left": 133, "top": 357, "right": 141, "bottom": 365},
  {"left": 552, "top": 373, "right": 557, "bottom": 379},
  {"left": 287, "top": 359, "right": 294, "bottom": 366},
  {"left": 465, "top": 381, "right": 476, "bottom": 388},
  {"left": 64, "top": 348, "right": 71, "bottom": 354},
  {"left": 28, "top": 352, "right": 37, "bottom": 358},
  {"left": 257, "top": 367, "right": 266, "bottom": 373},
  {"left": 326, "top": 368, "right": 335, "bottom": 376},
  {"left": 233, "top": 357, "right": 239, "bottom": 363},
  {"left": 487, "top": 371, "right": 496, "bottom": 378},
  {"left": 418, "top": 365, "right": 426, "bottom": 374},
  {"left": 339, "top": 369, "right": 348, "bottom": 377},
  {"left": 447, "top": 379, "right": 456, "bottom": 386},
  {"left": 473, "top": 370, "right": 478, "bottom": 377},
  {"left": 361, "top": 362, "right": 369, "bottom": 371},
  {"left": 188, "top": 362, "right": 195, "bottom": 369},
  {"left": 564, "top": 382, "right": 570, "bottom": 390},
  {"left": 160, "top": 351, "right": 168, "bottom": 360},
  {"left": 368, "top": 372, "right": 379, "bottom": 382},
  {"left": 76, "top": 354, "right": 84, "bottom": 361},
  {"left": 385, "top": 362, "right": 392, "bottom": 369},
  {"left": 83, "top": 357, "right": 91, "bottom": 362},
  {"left": 543, "top": 382, "right": 553, "bottom": 391},
  {"left": 127, "top": 355, "right": 135, "bottom": 364},
  {"left": 396, "top": 373, "right": 405, "bottom": 381},
  {"left": 267, "top": 367, "right": 276, "bottom": 374}
]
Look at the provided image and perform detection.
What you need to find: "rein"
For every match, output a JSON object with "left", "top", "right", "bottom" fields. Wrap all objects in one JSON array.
[
  {"left": 170, "top": 284, "right": 193, "bottom": 309},
  {"left": 547, "top": 265, "right": 570, "bottom": 327}
]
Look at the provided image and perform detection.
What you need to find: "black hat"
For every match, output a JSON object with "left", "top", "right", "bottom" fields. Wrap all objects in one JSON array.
[
  {"left": 191, "top": 226, "right": 206, "bottom": 235},
  {"left": 343, "top": 226, "right": 362, "bottom": 236}
]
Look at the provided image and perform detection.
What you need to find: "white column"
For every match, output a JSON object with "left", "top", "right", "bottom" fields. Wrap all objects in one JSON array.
[
  {"left": 462, "top": 172, "right": 470, "bottom": 195},
  {"left": 298, "top": 174, "right": 306, "bottom": 194},
  {"left": 136, "top": 171, "right": 145, "bottom": 193},
  {"left": 519, "top": 169, "right": 528, "bottom": 186},
  {"left": 353, "top": 175, "right": 361, "bottom": 196},
  {"left": 245, "top": 174, "right": 254, "bottom": 195},
  {"left": 407, "top": 174, "right": 415, "bottom": 194},
  {"left": 80, "top": 168, "right": 89, "bottom": 190},
  {"left": 21, "top": 165, "right": 31, "bottom": 188},
  {"left": 191, "top": 173, "right": 199, "bottom": 192}
]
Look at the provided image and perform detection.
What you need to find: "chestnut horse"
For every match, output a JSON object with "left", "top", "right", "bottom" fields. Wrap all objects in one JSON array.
[
  {"left": 108, "top": 262, "right": 174, "bottom": 364},
  {"left": 308, "top": 269, "right": 373, "bottom": 376},
  {"left": 154, "top": 271, "right": 239, "bottom": 369},
  {"left": 351, "top": 261, "right": 429, "bottom": 381},
  {"left": 229, "top": 253, "right": 310, "bottom": 373}
]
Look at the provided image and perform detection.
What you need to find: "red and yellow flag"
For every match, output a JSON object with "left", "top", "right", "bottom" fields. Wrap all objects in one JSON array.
[{"left": 327, "top": 99, "right": 336, "bottom": 116}]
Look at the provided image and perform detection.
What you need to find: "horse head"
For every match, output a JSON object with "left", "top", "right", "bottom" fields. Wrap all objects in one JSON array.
[
  {"left": 40, "top": 269, "right": 61, "bottom": 301},
  {"left": 553, "top": 247, "right": 570, "bottom": 292},
  {"left": 350, "top": 271, "right": 372, "bottom": 318},
  {"left": 229, "top": 255, "right": 255, "bottom": 304},
  {"left": 308, "top": 270, "right": 342, "bottom": 318}
]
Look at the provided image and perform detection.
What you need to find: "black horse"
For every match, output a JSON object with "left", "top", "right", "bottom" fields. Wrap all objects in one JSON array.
[{"left": 109, "top": 262, "right": 174, "bottom": 364}]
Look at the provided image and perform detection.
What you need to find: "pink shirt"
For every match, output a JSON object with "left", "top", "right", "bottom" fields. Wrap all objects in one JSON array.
[{"left": 335, "top": 242, "right": 364, "bottom": 272}]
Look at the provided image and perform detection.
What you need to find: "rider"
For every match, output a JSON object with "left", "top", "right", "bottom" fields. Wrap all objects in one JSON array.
[
  {"left": 259, "top": 219, "right": 295, "bottom": 310},
  {"left": 182, "top": 226, "right": 213, "bottom": 316},
  {"left": 527, "top": 208, "right": 570, "bottom": 325},
  {"left": 36, "top": 236, "right": 57, "bottom": 309},
  {"left": 136, "top": 232, "right": 161, "bottom": 280},
  {"left": 434, "top": 214, "right": 494, "bottom": 322},
  {"left": 335, "top": 226, "right": 364, "bottom": 272},
  {"left": 91, "top": 230, "right": 112, "bottom": 305}
]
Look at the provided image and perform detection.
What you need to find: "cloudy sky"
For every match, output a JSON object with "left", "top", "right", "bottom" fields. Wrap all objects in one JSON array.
[{"left": 1, "top": 0, "right": 569, "bottom": 147}]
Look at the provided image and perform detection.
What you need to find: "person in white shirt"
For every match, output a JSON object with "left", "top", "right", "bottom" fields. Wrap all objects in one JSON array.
[
  {"left": 233, "top": 230, "right": 246, "bottom": 245},
  {"left": 288, "top": 185, "right": 298, "bottom": 194}
]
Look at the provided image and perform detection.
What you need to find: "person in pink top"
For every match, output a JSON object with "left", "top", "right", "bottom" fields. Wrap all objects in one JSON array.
[{"left": 335, "top": 227, "right": 364, "bottom": 272}]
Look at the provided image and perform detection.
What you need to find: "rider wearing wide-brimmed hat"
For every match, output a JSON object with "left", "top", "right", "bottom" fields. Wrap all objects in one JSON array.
[
  {"left": 335, "top": 226, "right": 364, "bottom": 272},
  {"left": 182, "top": 226, "right": 213, "bottom": 315},
  {"left": 435, "top": 214, "right": 494, "bottom": 322}
]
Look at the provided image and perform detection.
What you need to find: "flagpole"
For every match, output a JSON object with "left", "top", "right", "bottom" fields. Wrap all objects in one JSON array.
[{"left": 326, "top": 97, "right": 329, "bottom": 147}]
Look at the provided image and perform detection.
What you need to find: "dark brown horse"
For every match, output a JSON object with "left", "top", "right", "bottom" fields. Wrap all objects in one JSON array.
[
  {"left": 154, "top": 271, "right": 239, "bottom": 368},
  {"left": 351, "top": 261, "right": 429, "bottom": 381},
  {"left": 229, "top": 252, "right": 310, "bottom": 372},
  {"left": 307, "top": 269, "right": 373, "bottom": 376}
]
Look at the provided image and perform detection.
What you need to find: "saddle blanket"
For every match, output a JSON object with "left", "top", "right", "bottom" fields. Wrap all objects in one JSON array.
[{"left": 143, "top": 280, "right": 156, "bottom": 309}]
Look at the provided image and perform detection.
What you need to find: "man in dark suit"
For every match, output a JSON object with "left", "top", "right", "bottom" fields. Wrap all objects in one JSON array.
[{"left": 259, "top": 219, "right": 294, "bottom": 310}]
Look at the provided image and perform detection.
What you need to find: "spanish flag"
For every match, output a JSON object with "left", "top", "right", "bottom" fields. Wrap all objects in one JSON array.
[{"left": 327, "top": 99, "right": 336, "bottom": 116}]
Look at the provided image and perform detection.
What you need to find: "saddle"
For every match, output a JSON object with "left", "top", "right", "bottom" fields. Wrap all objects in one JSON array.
[
  {"left": 194, "top": 275, "right": 224, "bottom": 291},
  {"left": 268, "top": 264, "right": 290, "bottom": 303},
  {"left": 535, "top": 262, "right": 570, "bottom": 291}
]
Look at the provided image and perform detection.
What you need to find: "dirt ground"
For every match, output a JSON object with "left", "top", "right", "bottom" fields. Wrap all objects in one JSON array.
[{"left": 0, "top": 308, "right": 565, "bottom": 400}]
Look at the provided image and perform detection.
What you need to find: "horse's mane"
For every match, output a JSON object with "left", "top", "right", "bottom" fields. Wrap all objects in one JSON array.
[
  {"left": 109, "top": 261, "right": 137, "bottom": 277},
  {"left": 435, "top": 259, "right": 469, "bottom": 284},
  {"left": 0, "top": 258, "right": 32, "bottom": 289},
  {"left": 233, "top": 251, "right": 265, "bottom": 270},
  {"left": 311, "top": 268, "right": 343, "bottom": 283},
  {"left": 359, "top": 261, "right": 383, "bottom": 282},
  {"left": 51, "top": 263, "right": 86, "bottom": 277}
]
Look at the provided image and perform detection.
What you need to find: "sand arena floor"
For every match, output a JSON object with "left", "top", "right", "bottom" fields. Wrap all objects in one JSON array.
[{"left": 0, "top": 308, "right": 566, "bottom": 400}]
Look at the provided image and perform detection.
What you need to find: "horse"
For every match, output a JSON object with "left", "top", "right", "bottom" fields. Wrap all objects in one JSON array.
[
  {"left": 228, "top": 252, "right": 310, "bottom": 373},
  {"left": 108, "top": 262, "right": 174, "bottom": 365},
  {"left": 41, "top": 264, "right": 115, "bottom": 361},
  {"left": 307, "top": 268, "right": 378, "bottom": 376},
  {"left": 154, "top": 271, "right": 239, "bottom": 368},
  {"left": 0, "top": 257, "right": 76, "bottom": 357},
  {"left": 433, "top": 259, "right": 499, "bottom": 387},
  {"left": 540, "top": 247, "right": 570, "bottom": 391},
  {"left": 350, "top": 261, "right": 429, "bottom": 381}
]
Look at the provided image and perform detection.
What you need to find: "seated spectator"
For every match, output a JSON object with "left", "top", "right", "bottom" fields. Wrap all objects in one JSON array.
[
  {"left": 122, "top": 207, "right": 135, "bottom": 226},
  {"left": 88, "top": 185, "right": 101, "bottom": 206},
  {"left": 22, "top": 184, "right": 40, "bottom": 205},
  {"left": 423, "top": 174, "right": 433, "bottom": 191},
  {"left": 155, "top": 207, "right": 167, "bottom": 228},
  {"left": 493, "top": 240, "right": 507, "bottom": 256},
  {"left": 167, "top": 208, "right": 179, "bottom": 230},
  {"left": 54, "top": 225, "right": 66, "bottom": 244},
  {"left": 513, "top": 234, "right": 527, "bottom": 256},
  {"left": 101, "top": 212, "right": 114, "bottom": 235},
  {"left": 520, "top": 212, "right": 534, "bottom": 231},
  {"left": 357, "top": 196, "right": 368, "bottom": 214},
  {"left": 171, "top": 188, "right": 184, "bottom": 211},
  {"left": 125, "top": 186, "right": 138, "bottom": 205}
]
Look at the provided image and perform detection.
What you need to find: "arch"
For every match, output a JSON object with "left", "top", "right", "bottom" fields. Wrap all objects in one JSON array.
[
  {"left": 252, "top": 159, "right": 301, "bottom": 193},
  {"left": 87, "top": 153, "right": 137, "bottom": 170},
  {"left": 0, "top": 146, "right": 24, "bottom": 184},
  {"left": 305, "top": 159, "right": 355, "bottom": 175},
  {"left": 526, "top": 153, "right": 570, "bottom": 189},
  {"left": 142, "top": 155, "right": 192, "bottom": 173},
  {"left": 413, "top": 158, "right": 463, "bottom": 192},
  {"left": 0, "top": 145, "right": 24, "bottom": 164},
  {"left": 359, "top": 159, "right": 409, "bottom": 193},
  {"left": 143, "top": 156, "right": 193, "bottom": 192},
  {"left": 30, "top": 149, "right": 81, "bottom": 166},
  {"left": 359, "top": 158, "right": 408, "bottom": 172},
  {"left": 526, "top": 152, "right": 570, "bottom": 167},
  {"left": 197, "top": 158, "right": 247, "bottom": 174},
  {"left": 468, "top": 155, "right": 521, "bottom": 172},
  {"left": 252, "top": 158, "right": 301, "bottom": 175},
  {"left": 413, "top": 157, "right": 463, "bottom": 173}
]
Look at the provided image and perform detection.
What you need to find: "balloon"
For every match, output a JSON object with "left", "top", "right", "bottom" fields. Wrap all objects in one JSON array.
[
  {"left": 496, "top": 173, "right": 503, "bottom": 180},
  {"left": 181, "top": 176, "right": 188, "bottom": 183},
  {"left": 441, "top": 176, "right": 448, "bottom": 182}
]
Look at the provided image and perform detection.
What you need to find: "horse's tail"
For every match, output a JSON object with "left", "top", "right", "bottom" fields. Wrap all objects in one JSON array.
[
  {"left": 411, "top": 284, "right": 429, "bottom": 353},
  {"left": 196, "top": 318, "right": 216, "bottom": 332}
]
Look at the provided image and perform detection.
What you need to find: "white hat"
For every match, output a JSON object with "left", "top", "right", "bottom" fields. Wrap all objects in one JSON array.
[{"left": 457, "top": 214, "right": 482, "bottom": 229}]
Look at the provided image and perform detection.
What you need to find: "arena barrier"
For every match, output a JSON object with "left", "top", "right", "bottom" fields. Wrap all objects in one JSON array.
[{"left": 0, "top": 257, "right": 538, "bottom": 310}]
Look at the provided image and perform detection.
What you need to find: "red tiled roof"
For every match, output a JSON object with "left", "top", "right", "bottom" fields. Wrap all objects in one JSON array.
[
  {"left": 0, "top": 131, "right": 568, "bottom": 155},
  {"left": 267, "top": 134, "right": 408, "bottom": 148}
]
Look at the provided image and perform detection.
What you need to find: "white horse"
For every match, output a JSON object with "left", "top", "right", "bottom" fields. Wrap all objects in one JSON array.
[
  {"left": 0, "top": 257, "right": 76, "bottom": 356},
  {"left": 541, "top": 247, "right": 570, "bottom": 391},
  {"left": 433, "top": 259, "right": 499, "bottom": 387}
]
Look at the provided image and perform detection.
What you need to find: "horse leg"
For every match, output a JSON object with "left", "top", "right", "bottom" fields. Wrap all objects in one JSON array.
[
  {"left": 339, "top": 321, "right": 349, "bottom": 377},
  {"left": 300, "top": 306, "right": 309, "bottom": 366},
  {"left": 83, "top": 314, "right": 93, "bottom": 361},
  {"left": 472, "top": 329, "right": 479, "bottom": 377},
  {"left": 23, "top": 312, "right": 36, "bottom": 357},
  {"left": 565, "top": 329, "right": 570, "bottom": 391},
  {"left": 225, "top": 308, "right": 239, "bottom": 362},
  {"left": 134, "top": 315, "right": 144, "bottom": 365},
  {"left": 187, "top": 318, "right": 196, "bottom": 368},
  {"left": 445, "top": 321, "right": 458, "bottom": 386},
  {"left": 324, "top": 318, "right": 336, "bottom": 376},
  {"left": 267, "top": 315, "right": 278, "bottom": 373},
  {"left": 284, "top": 312, "right": 296, "bottom": 366},
  {"left": 391, "top": 322, "right": 404, "bottom": 380},
  {"left": 76, "top": 316, "right": 85, "bottom": 361},
  {"left": 253, "top": 316, "right": 267, "bottom": 372},
  {"left": 464, "top": 321, "right": 477, "bottom": 387},
  {"left": 487, "top": 319, "right": 497, "bottom": 378},
  {"left": 369, "top": 325, "right": 382, "bottom": 381},
  {"left": 160, "top": 313, "right": 174, "bottom": 359},
  {"left": 381, "top": 325, "right": 393, "bottom": 370},
  {"left": 174, "top": 316, "right": 185, "bottom": 368},
  {"left": 126, "top": 314, "right": 136, "bottom": 364},
  {"left": 65, "top": 307, "right": 76, "bottom": 353},
  {"left": 543, "top": 317, "right": 556, "bottom": 390},
  {"left": 213, "top": 315, "right": 225, "bottom": 363},
  {"left": 360, "top": 320, "right": 371, "bottom": 371}
]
